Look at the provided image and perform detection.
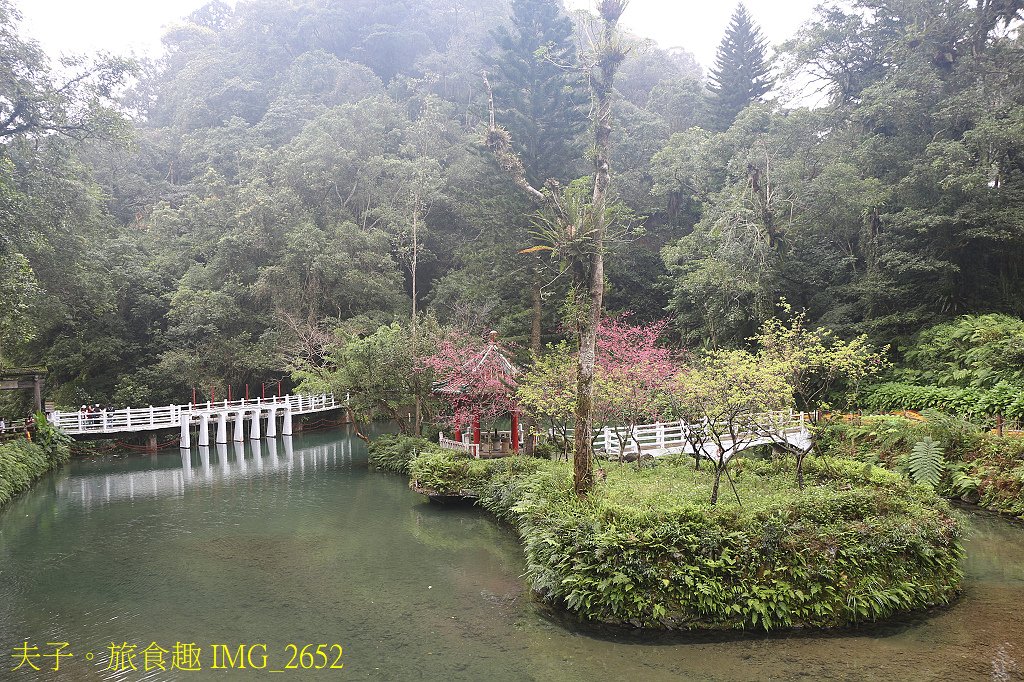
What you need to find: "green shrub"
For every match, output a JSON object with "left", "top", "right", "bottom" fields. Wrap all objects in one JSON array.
[
  {"left": 898, "top": 314, "right": 1024, "bottom": 389},
  {"left": 367, "top": 434, "right": 442, "bottom": 474},
  {"left": 530, "top": 440, "right": 561, "bottom": 460},
  {"left": 407, "top": 449, "right": 964, "bottom": 631}
]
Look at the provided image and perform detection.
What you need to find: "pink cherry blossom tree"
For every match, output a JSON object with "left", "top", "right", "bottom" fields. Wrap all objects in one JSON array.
[
  {"left": 517, "top": 317, "right": 682, "bottom": 459},
  {"left": 593, "top": 317, "right": 679, "bottom": 457}
]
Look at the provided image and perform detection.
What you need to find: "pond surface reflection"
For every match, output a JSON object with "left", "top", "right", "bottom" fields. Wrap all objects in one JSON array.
[{"left": 1, "top": 427, "right": 1021, "bottom": 680}]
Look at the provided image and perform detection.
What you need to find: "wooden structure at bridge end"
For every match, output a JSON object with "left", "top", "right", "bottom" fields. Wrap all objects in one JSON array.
[{"left": 0, "top": 367, "right": 46, "bottom": 412}]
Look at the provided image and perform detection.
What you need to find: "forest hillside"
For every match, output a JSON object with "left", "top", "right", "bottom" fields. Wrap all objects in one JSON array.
[{"left": 1, "top": 0, "right": 1023, "bottom": 408}]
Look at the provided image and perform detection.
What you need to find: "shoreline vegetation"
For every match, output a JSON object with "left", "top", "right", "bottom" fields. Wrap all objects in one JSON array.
[
  {"left": 0, "top": 418, "right": 72, "bottom": 510},
  {"left": 392, "top": 435, "right": 964, "bottom": 631}
]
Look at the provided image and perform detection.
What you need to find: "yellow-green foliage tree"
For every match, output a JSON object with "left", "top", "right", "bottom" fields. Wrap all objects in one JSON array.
[
  {"left": 751, "top": 302, "right": 889, "bottom": 486},
  {"left": 752, "top": 302, "right": 889, "bottom": 412},
  {"left": 669, "top": 349, "right": 792, "bottom": 504},
  {"left": 516, "top": 341, "right": 577, "bottom": 457}
]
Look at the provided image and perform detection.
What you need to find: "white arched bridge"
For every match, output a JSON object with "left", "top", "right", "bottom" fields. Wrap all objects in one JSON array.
[
  {"left": 440, "top": 410, "right": 813, "bottom": 461},
  {"left": 50, "top": 394, "right": 344, "bottom": 449}
]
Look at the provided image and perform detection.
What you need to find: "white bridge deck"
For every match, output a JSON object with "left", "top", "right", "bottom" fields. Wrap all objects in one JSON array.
[{"left": 50, "top": 394, "right": 343, "bottom": 447}]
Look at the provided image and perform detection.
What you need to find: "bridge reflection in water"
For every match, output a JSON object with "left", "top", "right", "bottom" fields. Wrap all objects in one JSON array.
[{"left": 57, "top": 435, "right": 354, "bottom": 509}]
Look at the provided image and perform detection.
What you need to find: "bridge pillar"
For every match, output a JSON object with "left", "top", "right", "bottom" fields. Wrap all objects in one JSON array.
[
  {"left": 233, "top": 411, "right": 245, "bottom": 442},
  {"left": 249, "top": 409, "right": 261, "bottom": 439},
  {"left": 283, "top": 407, "right": 293, "bottom": 436},
  {"left": 179, "top": 417, "right": 191, "bottom": 449},
  {"left": 198, "top": 414, "right": 210, "bottom": 447},
  {"left": 216, "top": 412, "right": 228, "bottom": 444},
  {"left": 265, "top": 408, "right": 277, "bottom": 438},
  {"left": 146, "top": 434, "right": 158, "bottom": 452}
]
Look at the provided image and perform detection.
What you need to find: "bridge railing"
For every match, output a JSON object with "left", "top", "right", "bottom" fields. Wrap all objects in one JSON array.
[
  {"left": 51, "top": 394, "right": 341, "bottom": 434},
  {"left": 51, "top": 405, "right": 183, "bottom": 434},
  {"left": 180, "top": 394, "right": 337, "bottom": 415},
  {"left": 565, "top": 410, "right": 811, "bottom": 455},
  {"left": 438, "top": 433, "right": 479, "bottom": 458}
]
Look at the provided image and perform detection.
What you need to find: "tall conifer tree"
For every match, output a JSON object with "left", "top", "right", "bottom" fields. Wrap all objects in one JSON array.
[
  {"left": 708, "top": 4, "right": 773, "bottom": 130},
  {"left": 484, "top": 0, "right": 588, "bottom": 186}
]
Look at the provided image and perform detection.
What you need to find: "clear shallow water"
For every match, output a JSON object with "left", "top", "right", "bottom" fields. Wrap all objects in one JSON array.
[{"left": 1, "top": 427, "right": 1023, "bottom": 681}]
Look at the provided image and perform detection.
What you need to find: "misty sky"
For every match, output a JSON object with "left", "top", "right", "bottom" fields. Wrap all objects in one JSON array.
[{"left": 15, "top": 0, "right": 821, "bottom": 71}]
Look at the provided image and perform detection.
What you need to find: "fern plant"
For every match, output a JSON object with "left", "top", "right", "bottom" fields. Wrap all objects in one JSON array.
[
  {"left": 908, "top": 436, "right": 945, "bottom": 489},
  {"left": 947, "top": 461, "right": 981, "bottom": 500}
]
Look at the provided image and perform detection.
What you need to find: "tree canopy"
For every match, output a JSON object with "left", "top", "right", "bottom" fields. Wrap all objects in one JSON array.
[{"left": 0, "top": 0, "right": 1023, "bottom": 420}]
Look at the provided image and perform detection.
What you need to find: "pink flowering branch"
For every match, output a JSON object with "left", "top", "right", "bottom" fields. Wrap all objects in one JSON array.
[
  {"left": 420, "top": 330, "right": 518, "bottom": 429},
  {"left": 593, "top": 316, "right": 678, "bottom": 430}
]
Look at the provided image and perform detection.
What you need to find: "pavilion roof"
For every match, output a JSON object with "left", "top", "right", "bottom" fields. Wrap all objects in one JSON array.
[{"left": 432, "top": 333, "right": 520, "bottom": 395}]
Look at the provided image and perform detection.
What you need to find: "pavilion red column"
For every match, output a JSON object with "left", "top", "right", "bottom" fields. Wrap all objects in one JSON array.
[
  {"left": 510, "top": 410, "right": 519, "bottom": 454},
  {"left": 472, "top": 413, "right": 481, "bottom": 453},
  {"left": 454, "top": 426, "right": 462, "bottom": 442}
]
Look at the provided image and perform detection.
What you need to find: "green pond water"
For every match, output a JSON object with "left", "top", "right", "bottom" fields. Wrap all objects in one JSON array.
[{"left": 2, "top": 426, "right": 1023, "bottom": 681}]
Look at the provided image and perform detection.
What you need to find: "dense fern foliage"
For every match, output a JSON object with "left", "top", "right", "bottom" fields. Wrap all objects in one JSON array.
[
  {"left": 409, "top": 450, "right": 964, "bottom": 630},
  {"left": 818, "top": 414, "right": 1024, "bottom": 517},
  {"left": 0, "top": 434, "right": 71, "bottom": 508},
  {"left": 863, "top": 381, "right": 1024, "bottom": 420},
  {"left": 367, "top": 434, "right": 445, "bottom": 474}
]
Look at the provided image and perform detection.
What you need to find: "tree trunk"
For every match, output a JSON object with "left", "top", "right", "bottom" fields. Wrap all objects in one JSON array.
[
  {"left": 411, "top": 201, "right": 422, "bottom": 437},
  {"left": 711, "top": 465, "right": 723, "bottom": 505},
  {"left": 522, "top": 272, "right": 542, "bottom": 456},
  {"left": 352, "top": 419, "right": 370, "bottom": 444},
  {"left": 531, "top": 274, "right": 542, "bottom": 353},
  {"left": 572, "top": 5, "right": 624, "bottom": 496}
]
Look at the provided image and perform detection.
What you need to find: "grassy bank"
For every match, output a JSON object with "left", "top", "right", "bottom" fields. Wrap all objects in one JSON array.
[
  {"left": 409, "top": 449, "right": 963, "bottom": 631},
  {"left": 0, "top": 420, "right": 72, "bottom": 509},
  {"left": 818, "top": 412, "right": 1024, "bottom": 517}
]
